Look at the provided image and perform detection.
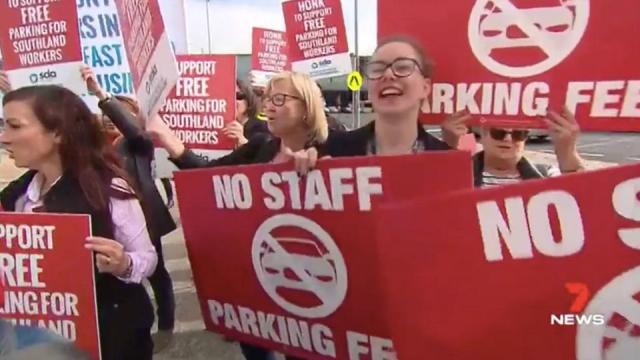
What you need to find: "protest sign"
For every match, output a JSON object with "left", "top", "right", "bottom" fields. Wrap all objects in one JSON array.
[
  {"left": 376, "top": 163, "right": 640, "bottom": 359},
  {"left": 0, "top": 212, "right": 100, "bottom": 359},
  {"left": 378, "top": 0, "right": 640, "bottom": 131},
  {"left": 0, "top": 0, "right": 85, "bottom": 94},
  {"left": 283, "top": 0, "right": 351, "bottom": 79},
  {"left": 158, "top": 55, "right": 237, "bottom": 151},
  {"left": 251, "top": 28, "right": 290, "bottom": 87},
  {"left": 77, "top": 0, "right": 134, "bottom": 111},
  {"left": 174, "top": 152, "right": 472, "bottom": 359},
  {"left": 115, "top": 0, "right": 179, "bottom": 120}
]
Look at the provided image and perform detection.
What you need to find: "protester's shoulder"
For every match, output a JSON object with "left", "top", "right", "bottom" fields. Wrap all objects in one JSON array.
[
  {"left": 421, "top": 130, "right": 451, "bottom": 151},
  {"left": 0, "top": 170, "right": 37, "bottom": 200},
  {"left": 534, "top": 163, "right": 561, "bottom": 177}
]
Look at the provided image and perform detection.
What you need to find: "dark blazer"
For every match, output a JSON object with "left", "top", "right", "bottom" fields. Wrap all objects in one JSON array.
[
  {"left": 324, "top": 121, "right": 451, "bottom": 157},
  {"left": 99, "top": 98, "right": 176, "bottom": 240},
  {"left": 243, "top": 115, "right": 270, "bottom": 141},
  {"left": 171, "top": 136, "right": 287, "bottom": 169},
  {"left": 472, "top": 151, "right": 553, "bottom": 187}
]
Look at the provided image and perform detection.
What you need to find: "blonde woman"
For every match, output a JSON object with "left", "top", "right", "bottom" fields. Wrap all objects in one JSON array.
[
  {"left": 148, "top": 72, "right": 326, "bottom": 359},
  {"left": 149, "top": 71, "right": 328, "bottom": 170}
]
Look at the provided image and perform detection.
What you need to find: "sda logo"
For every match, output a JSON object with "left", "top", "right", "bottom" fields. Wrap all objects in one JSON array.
[
  {"left": 311, "top": 59, "right": 333, "bottom": 69},
  {"left": 30, "top": 70, "right": 58, "bottom": 84}
]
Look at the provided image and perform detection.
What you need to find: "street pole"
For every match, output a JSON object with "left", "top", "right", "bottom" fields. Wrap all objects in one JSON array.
[
  {"left": 206, "top": 0, "right": 212, "bottom": 53},
  {"left": 352, "top": 0, "right": 361, "bottom": 129}
]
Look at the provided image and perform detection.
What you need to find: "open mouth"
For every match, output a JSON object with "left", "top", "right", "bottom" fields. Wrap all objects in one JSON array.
[{"left": 379, "top": 86, "right": 403, "bottom": 99}]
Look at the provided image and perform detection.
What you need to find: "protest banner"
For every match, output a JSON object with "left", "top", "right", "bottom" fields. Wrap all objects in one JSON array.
[
  {"left": 0, "top": 212, "right": 100, "bottom": 359},
  {"left": 282, "top": 0, "right": 351, "bottom": 79},
  {"left": 376, "top": 163, "right": 640, "bottom": 359},
  {"left": 77, "top": 0, "right": 134, "bottom": 110},
  {"left": 115, "top": 0, "right": 179, "bottom": 120},
  {"left": 378, "top": 0, "right": 640, "bottom": 131},
  {"left": 0, "top": 0, "right": 85, "bottom": 94},
  {"left": 158, "top": 55, "right": 237, "bottom": 151},
  {"left": 251, "top": 28, "right": 291, "bottom": 87},
  {"left": 174, "top": 152, "right": 473, "bottom": 359}
]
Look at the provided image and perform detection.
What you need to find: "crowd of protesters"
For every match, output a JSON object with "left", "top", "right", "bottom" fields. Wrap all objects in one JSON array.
[{"left": 0, "top": 34, "right": 584, "bottom": 359}]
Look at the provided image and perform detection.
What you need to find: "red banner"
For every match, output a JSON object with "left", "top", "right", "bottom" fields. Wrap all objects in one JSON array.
[
  {"left": 174, "top": 152, "right": 473, "bottom": 359},
  {"left": 115, "top": 0, "right": 179, "bottom": 120},
  {"left": 376, "top": 163, "right": 640, "bottom": 359},
  {"left": 0, "top": 212, "right": 100, "bottom": 359},
  {"left": 378, "top": 0, "right": 640, "bottom": 131},
  {"left": 0, "top": 0, "right": 85, "bottom": 93},
  {"left": 282, "top": 0, "right": 351, "bottom": 79},
  {"left": 158, "top": 55, "right": 236, "bottom": 151}
]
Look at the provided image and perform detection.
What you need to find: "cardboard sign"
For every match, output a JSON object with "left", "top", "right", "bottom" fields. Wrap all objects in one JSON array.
[
  {"left": 0, "top": 0, "right": 85, "bottom": 94},
  {"left": 378, "top": 0, "right": 640, "bottom": 131},
  {"left": 174, "top": 152, "right": 473, "bottom": 359},
  {"left": 282, "top": 0, "right": 351, "bottom": 79},
  {"left": 0, "top": 212, "right": 100, "bottom": 359},
  {"left": 157, "top": 55, "right": 237, "bottom": 151},
  {"left": 251, "top": 28, "right": 291, "bottom": 87},
  {"left": 114, "top": 0, "right": 179, "bottom": 120},
  {"left": 78, "top": 0, "right": 134, "bottom": 111},
  {"left": 376, "top": 163, "right": 640, "bottom": 360}
]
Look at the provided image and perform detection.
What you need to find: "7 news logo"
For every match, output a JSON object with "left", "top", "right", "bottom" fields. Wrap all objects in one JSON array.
[{"left": 550, "top": 282, "right": 605, "bottom": 326}]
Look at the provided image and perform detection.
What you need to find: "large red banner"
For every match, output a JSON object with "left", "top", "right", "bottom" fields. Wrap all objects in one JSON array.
[
  {"left": 158, "top": 55, "right": 236, "bottom": 151},
  {"left": 378, "top": 0, "right": 640, "bottom": 131},
  {"left": 0, "top": 212, "right": 100, "bottom": 359},
  {"left": 282, "top": 0, "right": 351, "bottom": 79},
  {"left": 0, "top": 0, "right": 85, "bottom": 93},
  {"left": 174, "top": 152, "right": 473, "bottom": 359},
  {"left": 115, "top": 0, "right": 179, "bottom": 120},
  {"left": 376, "top": 163, "right": 640, "bottom": 359}
]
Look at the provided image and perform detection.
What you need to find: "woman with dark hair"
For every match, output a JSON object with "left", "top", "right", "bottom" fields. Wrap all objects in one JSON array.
[
  {"left": 0, "top": 85, "right": 157, "bottom": 360},
  {"left": 222, "top": 79, "right": 270, "bottom": 147},
  {"left": 81, "top": 65, "right": 178, "bottom": 352}
]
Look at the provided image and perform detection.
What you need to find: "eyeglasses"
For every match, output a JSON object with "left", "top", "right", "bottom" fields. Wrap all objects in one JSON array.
[
  {"left": 489, "top": 128, "right": 530, "bottom": 142},
  {"left": 262, "top": 93, "right": 301, "bottom": 107},
  {"left": 364, "top": 57, "right": 423, "bottom": 80},
  {"left": 236, "top": 92, "right": 246, "bottom": 101}
]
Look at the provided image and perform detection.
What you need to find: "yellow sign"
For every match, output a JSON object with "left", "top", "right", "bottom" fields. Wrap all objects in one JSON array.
[{"left": 347, "top": 71, "right": 363, "bottom": 91}]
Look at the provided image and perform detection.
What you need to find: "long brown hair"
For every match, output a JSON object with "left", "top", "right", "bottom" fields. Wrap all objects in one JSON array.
[{"left": 3, "top": 85, "right": 133, "bottom": 210}]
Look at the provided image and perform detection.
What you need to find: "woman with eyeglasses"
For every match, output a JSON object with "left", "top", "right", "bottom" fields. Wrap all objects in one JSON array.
[
  {"left": 470, "top": 107, "right": 585, "bottom": 187},
  {"left": 149, "top": 71, "right": 326, "bottom": 360},
  {"left": 222, "top": 79, "right": 271, "bottom": 147},
  {"left": 285, "top": 35, "right": 463, "bottom": 175}
]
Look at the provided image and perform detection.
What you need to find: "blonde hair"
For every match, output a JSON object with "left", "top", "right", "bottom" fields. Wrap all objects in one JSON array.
[{"left": 266, "top": 71, "right": 329, "bottom": 143}]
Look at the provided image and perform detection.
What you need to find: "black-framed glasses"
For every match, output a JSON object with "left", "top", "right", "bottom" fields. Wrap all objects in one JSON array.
[
  {"left": 236, "top": 92, "right": 246, "bottom": 101},
  {"left": 489, "top": 128, "right": 530, "bottom": 142},
  {"left": 262, "top": 93, "right": 301, "bottom": 107},
  {"left": 364, "top": 57, "right": 423, "bottom": 80}
]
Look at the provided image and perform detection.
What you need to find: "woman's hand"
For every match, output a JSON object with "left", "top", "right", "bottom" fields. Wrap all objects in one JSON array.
[
  {"left": 222, "top": 121, "right": 249, "bottom": 146},
  {"left": 80, "top": 65, "right": 108, "bottom": 100},
  {"left": 85, "top": 236, "right": 131, "bottom": 277},
  {"left": 545, "top": 106, "right": 584, "bottom": 173},
  {"left": 441, "top": 110, "right": 471, "bottom": 148}
]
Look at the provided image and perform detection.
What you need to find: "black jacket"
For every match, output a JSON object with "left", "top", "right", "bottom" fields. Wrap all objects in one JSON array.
[
  {"left": 0, "top": 171, "right": 154, "bottom": 360},
  {"left": 324, "top": 121, "right": 451, "bottom": 157},
  {"left": 243, "top": 116, "right": 270, "bottom": 141},
  {"left": 171, "top": 136, "right": 294, "bottom": 169},
  {"left": 99, "top": 98, "right": 176, "bottom": 240},
  {"left": 472, "top": 151, "right": 553, "bottom": 187}
]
